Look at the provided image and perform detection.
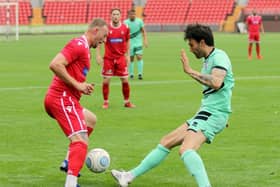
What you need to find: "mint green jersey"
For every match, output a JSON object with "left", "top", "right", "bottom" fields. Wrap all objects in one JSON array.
[
  {"left": 124, "top": 18, "right": 144, "bottom": 43},
  {"left": 200, "top": 48, "right": 234, "bottom": 113}
]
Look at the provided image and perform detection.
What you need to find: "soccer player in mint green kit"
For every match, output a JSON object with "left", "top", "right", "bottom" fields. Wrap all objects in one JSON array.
[
  {"left": 124, "top": 9, "right": 148, "bottom": 80},
  {"left": 111, "top": 24, "right": 234, "bottom": 187}
]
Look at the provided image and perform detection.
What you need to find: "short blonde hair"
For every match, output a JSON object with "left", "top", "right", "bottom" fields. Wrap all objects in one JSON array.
[{"left": 88, "top": 18, "right": 107, "bottom": 29}]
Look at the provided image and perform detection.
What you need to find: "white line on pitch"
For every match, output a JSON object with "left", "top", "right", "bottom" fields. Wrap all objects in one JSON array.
[{"left": 0, "top": 75, "right": 279, "bottom": 91}]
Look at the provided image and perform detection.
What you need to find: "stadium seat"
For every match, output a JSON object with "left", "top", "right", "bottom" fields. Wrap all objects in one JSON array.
[
  {"left": 144, "top": 0, "right": 190, "bottom": 24},
  {"left": 87, "top": 0, "right": 132, "bottom": 24},
  {"left": 244, "top": 0, "right": 280, "bottom": 15},
  {"left": 0, "top": 0, "right": 31, "bottom": 25},
  {"left": 43, "top": 0, "right": 88, "bottom": 24},
  {"left": 185, "top": 0, "right": 234, "bottom": 25}
]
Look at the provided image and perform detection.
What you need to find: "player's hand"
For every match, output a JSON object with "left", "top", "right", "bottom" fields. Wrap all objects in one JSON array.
[
  {"left": 126, "top": 55, "right": 130, "bottom": 65},
  {"left": 76, "top": 82, "right": 94, "bottom": 95},
  {"left": 144, "top": 39, "right": 148, "bottom": 48},
  {"left": 180, "top": 49, "right": 192, "bottom": 74},
  {"left": 96, "top": 55, "right": 103, "bottom": 66}
]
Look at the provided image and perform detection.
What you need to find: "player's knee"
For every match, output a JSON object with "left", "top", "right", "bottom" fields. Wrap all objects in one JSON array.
[
  {"left": 120, "top": 78, "right": 129, "bottom": 83},
  {"left": 159, "top": 136, "right": 172, "bottom": 149},
  {"left": 70, "top": 132, "right": 89, "bottom": 145},
  {"left": 85, "top": 112, "right": 97, "bottom": 129}
]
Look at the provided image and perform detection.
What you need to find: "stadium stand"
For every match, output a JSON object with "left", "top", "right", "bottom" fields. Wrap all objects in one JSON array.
[
  {"left": 144, "top": 0, "right": 190, "bottom": 24},
  {"left": 244, "top": 0, "right": 280, "bottom": 15},
  {"left": 87, "top": 0, "right": 132, "bottom": 24},
  {"left": 43, "top": 0, "right": 87, "bottom": 24},
  {"left": 0, "top": 0, "right": 32, "bottom": 25},
  {"left": 185, "top": 0, "right": 235, "bottom": 24}
]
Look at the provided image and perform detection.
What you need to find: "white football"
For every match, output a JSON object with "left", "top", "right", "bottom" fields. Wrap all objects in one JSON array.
[{"left": 85, "top": 148, "right": 110, "bottom": 173}]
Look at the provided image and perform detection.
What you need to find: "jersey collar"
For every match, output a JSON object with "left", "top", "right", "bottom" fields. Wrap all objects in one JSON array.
[
  {"left": 205, "top": 48, "right": 215, "bottom": 60},
  {"left": 82, "top": 35, "right": 89, "bottom": 49}
]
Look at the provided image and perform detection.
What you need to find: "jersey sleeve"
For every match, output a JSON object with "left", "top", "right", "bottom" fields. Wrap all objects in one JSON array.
[
  {"left": 212, "top": 52, "right": 231, "bottom": 72},
  {"left": 61, "top": 40, "right": 85, "bottom": 64},
  {"left": 126, "top": 27, "right": 130, "bottom": 41}
]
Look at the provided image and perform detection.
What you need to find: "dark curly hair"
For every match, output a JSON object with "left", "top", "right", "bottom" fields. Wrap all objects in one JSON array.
[{"left": 184, "top": 24, "right": 214, "bottom": 46}]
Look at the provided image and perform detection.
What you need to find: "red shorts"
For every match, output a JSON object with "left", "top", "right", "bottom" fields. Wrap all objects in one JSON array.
[
  {"left": 44, "top": 92, "right": 87, "bottom": 137},
  {"left": 102, "top": 56, "right": 129, "bottom": 77},
  {"left": 249, "top": 32, "right": 260, "bottom": 42}
]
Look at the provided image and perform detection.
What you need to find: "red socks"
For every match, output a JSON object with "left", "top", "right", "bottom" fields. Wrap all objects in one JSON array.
[
  {"left": 67, "top": 141, "right": 88, "bottom": 177},
  {"left": 248, "top": 44, "right": 253, "bottom": 56},
  {"left": 102, "top": 83, "right": 109, "bottom": 101},
  {"left": 122, "top": 82, "right": 130, "bottom": 101},
  {"left": 256, "top": 43, "right": 261, "bottom": 57},
  {"left": 87, "top": 127, "right": 93, "bottom": 137}
]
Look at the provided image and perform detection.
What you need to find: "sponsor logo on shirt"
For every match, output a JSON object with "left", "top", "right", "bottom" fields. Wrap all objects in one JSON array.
[
  {"left": 83, "top": 67, "right": 89, "bottom": 76},
  {"left": 110, "top": 38, "right": 123, "bottom": 43}
]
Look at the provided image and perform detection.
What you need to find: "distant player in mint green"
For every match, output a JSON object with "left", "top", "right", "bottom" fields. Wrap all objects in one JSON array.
[
  {"left": 111, "top": 24, "right": 234, "bottom": 187},
  {"left": 124, "top": 9, "right": 148, "bottom": 80}
]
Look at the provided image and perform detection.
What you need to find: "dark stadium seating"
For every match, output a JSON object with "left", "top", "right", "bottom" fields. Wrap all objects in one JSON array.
[
  {"left": 185, "top": 0, "right": 235, "bottom": 24},
  {"left": 244, "top": 0, "right": 280, "bottom": 15},
  {"left": 87, "top": 0, "right": 132, "bottom": 24},
  {"left": 43, "top": 0, "right": 87, "bottom": 24},
  {"left": 0, "top": 0, "right": 32, "bottom": 25},
  {"left": 144, "top": 0, "right": 190, "bottom": 24}
]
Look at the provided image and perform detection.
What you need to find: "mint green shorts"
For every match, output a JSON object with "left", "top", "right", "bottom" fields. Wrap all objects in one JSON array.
[
  {"left": 130, "top": 42, "right": 143, "bottom": 56},
  {"left": 186, "top": 109, "right": 229, "bottom": 143}
]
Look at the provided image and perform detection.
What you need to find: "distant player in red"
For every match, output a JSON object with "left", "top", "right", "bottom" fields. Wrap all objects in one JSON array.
[
  {"left": 96, "top": 8, "right": 135, "bottom": 109},
  {"left": 44, "top": 19, "right": 108, "bottom": 187},
  {"left": 246, "top": 9, "right": 264, "bottom": 60}
]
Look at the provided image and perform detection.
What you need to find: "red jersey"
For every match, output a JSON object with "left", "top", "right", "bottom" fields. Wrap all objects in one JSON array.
[
  {"left": 246, "top": 15, "right": 262, "bottom": 33},
  {"left": 104, "top": 23, "right": 130, "bottom": 59},
  {"left": 47, "top": 35, "right": 91, "bottom": 100}
]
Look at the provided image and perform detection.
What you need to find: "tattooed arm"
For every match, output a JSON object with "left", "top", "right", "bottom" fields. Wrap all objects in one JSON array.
[{"left": 180, "top": 49, "right": 226, "bottom": 90}]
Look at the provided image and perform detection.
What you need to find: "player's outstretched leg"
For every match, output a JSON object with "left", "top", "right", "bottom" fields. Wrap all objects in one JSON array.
[{"left": 111, "top": 144, "right": 170, "bottom": 186}]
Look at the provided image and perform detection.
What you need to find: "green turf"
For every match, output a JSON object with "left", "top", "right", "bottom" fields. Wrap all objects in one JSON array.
[{"left": 0, "top": 32, "right": 279, "bottom": 187}]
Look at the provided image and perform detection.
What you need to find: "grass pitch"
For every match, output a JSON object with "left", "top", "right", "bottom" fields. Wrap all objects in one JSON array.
[{"left": 0, "top": 32, "right": 279, "bottom": 187}]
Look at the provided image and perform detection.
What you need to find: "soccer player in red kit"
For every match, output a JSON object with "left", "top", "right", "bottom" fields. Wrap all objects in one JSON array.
[
  {"left": 96, "top": 8, "right": 135, "bottom": 109},
  {"left": 44, "top": 19, "right": 108, "bottom": 187},
  {"left": 246, "top": 9, "right": 264, "bottom": 60}
]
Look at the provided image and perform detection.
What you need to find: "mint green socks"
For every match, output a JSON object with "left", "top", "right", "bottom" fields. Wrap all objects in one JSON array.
[
  {"left": 181, "top": 150, "right": 211, "bottom": 187},
  {"left": 137, "top": 60, "right": 143, "bottom": 76},
  {"left": 129, "top": 62, "right": 134, "bottom": 76},
  {"left": 130, "top": 144, "right": 170, "bottom": 177}
]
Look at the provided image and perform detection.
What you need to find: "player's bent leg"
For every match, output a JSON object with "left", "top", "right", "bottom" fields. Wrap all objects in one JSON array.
[
  {"left": 83, "top": 108, "right": 96, "bottom": 136},
  {"left": 102, "top": 77, "right": 111, "bottom": 109},
  {"left": 180, "top": 130, "right": 211, "bottom": 187},
  {"left": 65, "top": 133, "right": 88, "bottom": 187}
]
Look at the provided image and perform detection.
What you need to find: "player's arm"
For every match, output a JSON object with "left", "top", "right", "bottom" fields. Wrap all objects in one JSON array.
[
  {"left": 49, "top": 53, "right": 93, "bottom": 95},
  {"left": 260, "top": 23, "right": 265, "bottom": 34},
  {"left": 126, "top": 39, "right": 131, "bottom": 64},
  {"left": 95, "top": 45, "right": 103, "bottom": 65},
  {"left": 141, "top": 27, "right": 148, "bottom": 48},
  {"left": 180, "top": 50, "right": 226, "bottom": 90}
]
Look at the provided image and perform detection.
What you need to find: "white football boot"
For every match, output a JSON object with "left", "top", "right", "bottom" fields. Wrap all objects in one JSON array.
[{"left": 111, "top": 169, "right": 134, "bottom": 187}]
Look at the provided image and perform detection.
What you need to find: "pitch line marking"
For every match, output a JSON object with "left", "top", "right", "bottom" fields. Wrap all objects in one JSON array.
[{"left": 0, "top": 75, "right": 279, "bottom": 91}]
